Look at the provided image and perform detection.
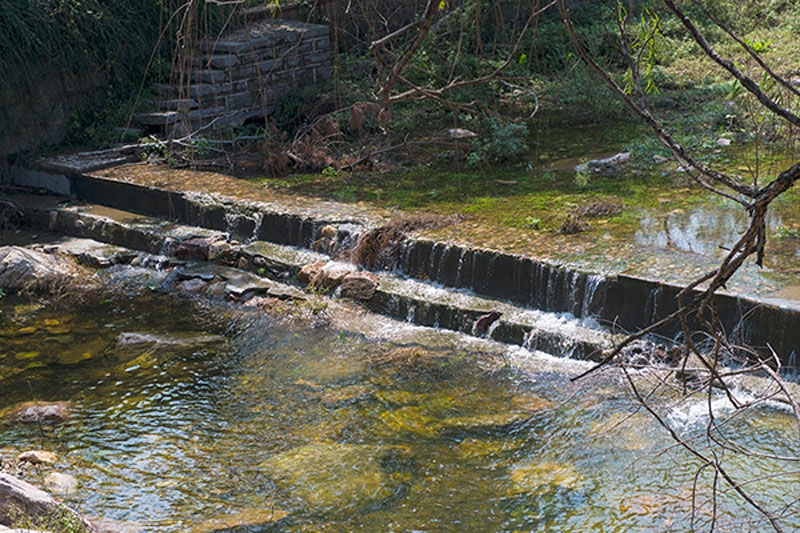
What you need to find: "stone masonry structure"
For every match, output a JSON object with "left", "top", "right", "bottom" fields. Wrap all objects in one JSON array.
[{"left": 136, "top": 19, "right": 331, "bottom": 133}]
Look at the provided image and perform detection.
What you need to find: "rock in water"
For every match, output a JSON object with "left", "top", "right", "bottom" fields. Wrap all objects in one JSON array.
[
  {"left": 1, "top": 401, "right": 71, "bottom": 426},
  {"left": 339, "top": 271, "right": 379, "bottom": 301},
  {"left": 111, "top": 331, "right": 226, "bottom": 363},
  {"left": 311, "top": 261, "right": 358, "bottom": 292},
  {"left": 474, "top": 310, "right": 502, "bottom": 334},
  {"left": 260, "top": 443, "right": 406, "bottom": 513},
  {"left": 17, "top": 450, "right": 58, "bottom": 465},
  {"left": 298, "top": 261, "right": 326, "bottom": 284},
  {"left": 0, "top": 246, "right": 78, "bottom": 292},
  {"left": 44, "top": 472, "right": 79, "bottom": 495},
  {"left": 189, "top": 508, "right": 290, "bottom": 533}
]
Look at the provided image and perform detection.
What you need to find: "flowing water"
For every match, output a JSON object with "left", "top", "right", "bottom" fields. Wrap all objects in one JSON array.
[{"left": 1, "top": 290, "right": 799, "bottom": 532}]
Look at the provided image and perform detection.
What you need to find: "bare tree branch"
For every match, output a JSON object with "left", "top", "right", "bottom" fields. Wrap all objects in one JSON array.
[{"left": 663, "top": 0, "right": 800, "bottom": 127}]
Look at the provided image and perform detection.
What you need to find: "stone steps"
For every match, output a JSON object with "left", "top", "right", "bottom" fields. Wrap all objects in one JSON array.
[
  {"left": 13, "top": 194, "right": 616, "bottom": 361},
  {"left": 135, "top": 19, "right": 331, "bottom": 133},
  {"left": 11, "top": 157, "right": 800, "bottom": 367}
]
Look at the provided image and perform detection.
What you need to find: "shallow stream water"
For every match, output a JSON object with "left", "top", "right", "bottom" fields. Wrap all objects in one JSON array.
[{"left": 1, "top": 289, "right": 799, "bottom": 532}]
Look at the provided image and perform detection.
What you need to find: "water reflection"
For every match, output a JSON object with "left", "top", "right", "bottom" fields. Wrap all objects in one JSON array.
[
  {"left": 634, "top": 198, "right": 800, "bottom": 276},
  {"left": 1, "top": 296, "right": 799, "bottom": 531}
]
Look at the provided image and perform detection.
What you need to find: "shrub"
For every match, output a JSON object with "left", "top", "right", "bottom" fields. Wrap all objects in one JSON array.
[{"left": 466, "top": 115, "right": 530, "bottom": 167}]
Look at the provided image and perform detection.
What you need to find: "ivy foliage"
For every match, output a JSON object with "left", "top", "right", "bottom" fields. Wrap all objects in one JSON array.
[{"left": 0, "top": 0, "right": 243, "bottom": 92}]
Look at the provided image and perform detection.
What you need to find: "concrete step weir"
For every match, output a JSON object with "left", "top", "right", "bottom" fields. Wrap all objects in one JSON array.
[
  {"left": 10, "top": 159, "right": 800, "bottom": 365},
  {"left": 13, "top": 193, "right": 615, "bottom": 360}
]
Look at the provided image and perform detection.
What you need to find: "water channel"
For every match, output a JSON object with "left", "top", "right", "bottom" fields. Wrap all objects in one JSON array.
[{"left": 1, "top": 272, "right": 798, "bottom": 532}]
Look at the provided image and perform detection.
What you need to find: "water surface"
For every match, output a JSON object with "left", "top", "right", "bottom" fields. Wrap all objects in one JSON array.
[{"left": 1, "top": 293, "right": 798, "bottom": 531}]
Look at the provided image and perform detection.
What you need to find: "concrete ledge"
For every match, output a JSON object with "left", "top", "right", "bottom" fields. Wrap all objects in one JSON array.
[{"left": 12, "top": 167, "right": 800, "bottom": 366}]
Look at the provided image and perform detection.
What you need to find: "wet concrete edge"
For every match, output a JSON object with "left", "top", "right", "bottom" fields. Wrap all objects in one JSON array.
[{"left": 12, "top": 164, "right": 800, "bottom": 365}]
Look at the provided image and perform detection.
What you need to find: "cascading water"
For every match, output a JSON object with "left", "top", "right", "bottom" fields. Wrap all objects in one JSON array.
[{"left": 249, "top": 210, "right": 263, "bottom": 243}]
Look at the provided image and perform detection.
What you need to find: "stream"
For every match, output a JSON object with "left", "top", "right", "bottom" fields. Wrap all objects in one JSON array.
[{"left": 1, "top": 273, "right": 799, "bottom": 532}]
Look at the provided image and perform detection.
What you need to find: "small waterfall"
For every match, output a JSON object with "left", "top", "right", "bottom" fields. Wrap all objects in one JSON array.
[
  {"left": 646, "top": 284, "right": 662, "bottom": 326},
  {"left": 406, "top": 303, "right": 416, "bottom": 323},
  {"left": 581, "top": 274, "right": 604, "bottom": 318},
  {"left": 545, "top": 265, "right": 564, "bottom": 312},
  {"left": 250, "top": 211, "right": 263, "bottom": 243},
  {"left": 428, "top": 242, "right": 442, "bottom": 283},
  {"left": 455, "top": 246, "right": 468, "bottom": 287},
  {"left": 334, "top": 224, "right": 363, "bottom": 259},
  {"left": 567, "top": 270, "right": 583, "bottom": 317},
  {"left": 224, "top": 210, "right": 240, "bottom": 237},
  {"left": 785, "top": 350, "right": 798, "bottom": 380},
  {"left": 485, "top": 319, "right": 502, "bottom": 339}
]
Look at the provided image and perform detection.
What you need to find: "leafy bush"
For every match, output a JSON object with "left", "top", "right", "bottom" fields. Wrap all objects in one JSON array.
[{"left": 466, "top": 114, "right": 529, "bottom": 167}]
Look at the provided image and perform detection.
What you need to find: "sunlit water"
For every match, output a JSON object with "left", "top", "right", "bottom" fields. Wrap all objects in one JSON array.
[{"left": 1, "top": 292, "right": 799, "bottom": 532}]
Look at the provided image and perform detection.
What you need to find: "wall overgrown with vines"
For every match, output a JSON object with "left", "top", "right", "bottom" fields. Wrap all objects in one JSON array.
[{"left": 0, "top": 0, "right": 243, "bottom": 170}]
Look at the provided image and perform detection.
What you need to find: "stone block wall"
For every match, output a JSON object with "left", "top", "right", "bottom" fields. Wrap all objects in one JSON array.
[
  {"left": 137, "top": 19, "right": 331, "bottom": 133},
  {"left": 0, "top": 70, "right": 106, "bottom": 182}
]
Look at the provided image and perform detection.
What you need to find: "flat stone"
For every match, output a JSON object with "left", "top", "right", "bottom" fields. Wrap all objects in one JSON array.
[
  {"left": 0, "top": 473, "right": 94, "bottom": 532},
  {"left": 43, "top": 238, "right": 136, "bottom": 268},
  {"left": 265, "top": 285, "right": 306, "bottom": 301},
  {"left": 189, "top": 508, "right": 289, "bottom": 533},
  {"left": 157, "top": 99, "right": 199, "bottom": 111},
  {"left": 134, "top": 111, "right": 181, "bottom": 126},
  {"left": 240, "top": 242, "right": 327, "bottom": 275}
]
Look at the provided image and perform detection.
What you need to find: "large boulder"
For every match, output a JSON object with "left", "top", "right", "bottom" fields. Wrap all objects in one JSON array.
[
  {"left": 0, "top": 246, "right": 78, "bottom": 293},
  {"left": 0, "top": 473, "right": 95, "bottom": 531}
]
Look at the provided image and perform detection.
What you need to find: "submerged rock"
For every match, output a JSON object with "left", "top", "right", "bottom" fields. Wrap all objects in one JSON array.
[
  {"left": 44, "top": 472, "right": 78, "bottom": 495},
  {"left": 439, "top": 412, "right": 531, "bottom": 434},
  {"left": 261, "top": 443, "right": 405, "bottom": 513},
  {"left": 380, "top": 406, "right": 440, "bottom": 438},
  {"left": 111, "top": 331, "right": 226, "bottom": 363},
  {"left": 508, "top": 460, "right": 582, "bottom": 497},
  {"left": 320, "top": 384, "right": 371, "bottom": 407},
  {"left": 1, "top": 401, "right": 71, "bottom": 426},
  {"left": 188, "top": 507, "right": 290, "bottom": 533},
  {"left": 457, "top": 437, "right": 527, "bottom": 460}
]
